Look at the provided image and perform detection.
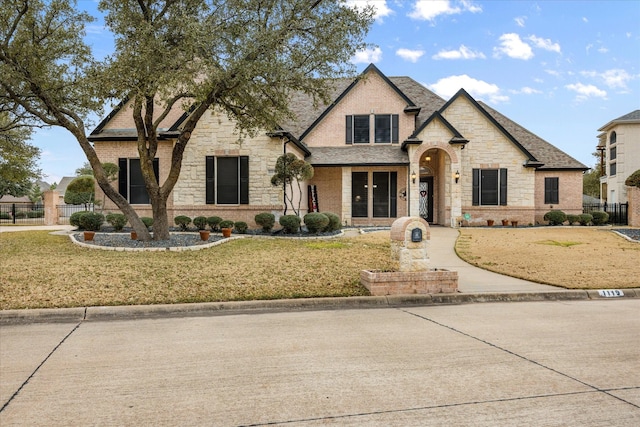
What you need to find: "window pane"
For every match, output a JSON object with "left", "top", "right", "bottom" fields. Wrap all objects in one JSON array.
[
  {"left": 353, "top": 115, "right": 369, "bottom": 143},
  {"left": 610, "top": 146, "right": 616, "bottom": 160},
  {"left": 374, "top": 115, "right": 391, "bottom": 143},
  {"left": 129, "top": 159, "right": 149, "bottom": 204},
  {"left": 545, "top": 177, "right": 559, "bottom": 204},
  {"left": 352, "top": 172, "right": 368, "bottom": 217},
  {"left": 610, "top": 162, "right": 616, "bottom": 176},
  {"left": 217, "top": 157, "right": 239, "bottom": 204},
  {"left": 373, "top": 172, "right": 389, "bottom": 217},
  {"left": 480, "top": 170, "right": 499, "bottom": 205}
]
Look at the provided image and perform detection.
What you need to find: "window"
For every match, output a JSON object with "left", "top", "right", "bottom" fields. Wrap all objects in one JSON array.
[
  {"left": 610, "top": 162, "right": 617, "bottom": 176},
  {"left": 118, "top": 158, "right": 159, "bottom": 204},
  {"left": 374, "top": 115, "right": 399, "bottom": 143},
  {"left": 351, "top": 171, "right": 397, "bottom": 218},
  {"left": 472, "top": 168, "right": 508, "bottom": 206},
  {"left": 205, "top": 156, "right": 249, "bottom": 205},
  {"left": 544, "top": 177, "right": 559, "bottom": 204},
  {"left": 346, "top": 115, "right": 370, "bottom": 144},
  {"left": 610, "top": 131, "right": 617, "bottom": 145},
  {"left": 346, "top": 114, "right": 399, "bottom": 144},
  {"left": 610, "top": 146, "right": 616, "bottom": 161}
]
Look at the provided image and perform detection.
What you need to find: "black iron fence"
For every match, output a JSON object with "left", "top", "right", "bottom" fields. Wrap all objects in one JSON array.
[
  {"left": 583, "top": 202, "right": 628, "bottom": 225},
  {"left": 0, "top": 203, "right": 45, "bottom": 225},
  {"left": 56, "top": 204, "right": 94, "bottom": 225}
]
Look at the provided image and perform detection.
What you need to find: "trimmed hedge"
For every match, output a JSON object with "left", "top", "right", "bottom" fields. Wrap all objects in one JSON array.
[
  {"left": 255, "top": 212, "right": 276, "bottom": 232},
  {"left": 323, "top": 212, "right": 342, "bottom": 232},
  {"left": 304, "top": 212, "right": 329, "bottom": 233},
  {"left": 279, "top": 215, "right": 301, "bottom": 234},
  {"left": 70, "top": 211, "right": 90, "bottom": 228},
  {"left": 193, "top": 216, "right": 208, "bottom": 230},
  {"left": 207, "top": 216, "right": 222, "bottom": 231},
  {"left": 544, "top": 210, "right": 567, "bottom": 226},
  {"left": 625, "top": 169, "right": 640, "bottom": 188},
  {"left": 566, "top": 214, "right": 580, "bottom": 225},
  {"left": 141, "top": 217, "right": 154, "bottom": 229},
  {"left": 219, "top": 220, "right": 234, "bottom": 229},
  {"left": 234, "top": 221, "right": 248, "bottom": 234},
  {"left": 591, "top": 211, "right": 609, "bottom": 225},
  {"left": 78, "top": 212, "right": 105, "bottom": 231},
  {"left": 174, "top": 215, "right": 192, "bottom": 231},
  {"left": 106, "top": 213, "right": 127, "bottom": 231},
  {"left": 579, "top": 213, "right": 593, "bottom": 226}
]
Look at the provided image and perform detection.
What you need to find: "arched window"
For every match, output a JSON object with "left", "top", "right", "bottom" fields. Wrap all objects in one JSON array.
[{"left": 610, "top": 131, "right": 617, "bottom": 145}]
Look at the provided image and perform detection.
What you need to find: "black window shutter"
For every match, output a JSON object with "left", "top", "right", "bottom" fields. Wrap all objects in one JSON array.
[
  {"left": 390, "top": 172, "right": 397, "bottom": 217},
  {"left": 240, "top": 156, "right": 249, "bottom": 204},
  {"left": 392, "top": 115, "right": 399, "bottom": 143},
  {"left": 500, "top": 168, "right": 508, "bottom": 206},
  {"left": 346, "top": 115, "right": 353, "bottom": 144},
  {"left": 472, "top": 169, "right": 480, "bottom": 206},
  {"left": 205, "top": 156, "right": 215, "bottom": 204},
  {"left": 118, "top": 158, "right": 128, "bottom": 199}
]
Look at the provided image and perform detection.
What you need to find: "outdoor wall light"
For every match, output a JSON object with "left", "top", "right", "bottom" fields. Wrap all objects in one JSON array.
[
  {"left": 454, "top": 170, "right": 460, "bottom": 183},
  {"left": 411, "top": 170, "right": 417, "bottom": 184}
]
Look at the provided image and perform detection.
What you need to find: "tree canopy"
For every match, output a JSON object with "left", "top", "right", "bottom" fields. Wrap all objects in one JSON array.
[
  {"left": 1, "top": 0, "right": 374, "bottom": 239},
  {"left": 0, "top": 112, "right": 40, "bottom": 199},
  {"left": 271, "top": 153, "right": 314, "bottom": 216}
]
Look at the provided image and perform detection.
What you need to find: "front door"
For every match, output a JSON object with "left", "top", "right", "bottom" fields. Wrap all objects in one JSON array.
[{"left": 419, "top": 177, "right": 434, "bottom": 222}]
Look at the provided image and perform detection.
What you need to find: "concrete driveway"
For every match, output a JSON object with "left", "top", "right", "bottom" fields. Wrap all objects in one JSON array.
[{"left": 2, "top": 300, "right": 639, "bottom": 426}]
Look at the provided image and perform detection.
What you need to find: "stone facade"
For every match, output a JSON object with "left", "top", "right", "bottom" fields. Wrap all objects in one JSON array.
[{"left": 628, "top": 187, "right": 640, "bottom": 227}]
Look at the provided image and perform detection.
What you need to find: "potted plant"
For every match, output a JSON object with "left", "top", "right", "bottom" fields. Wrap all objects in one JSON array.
[
  {"left": 501, "top": 219, "right": 509, "bottom": 226},
  {"left": 487, "top": 219, "right": 494, "bottom": 227},
  {"left": 193, "top": 216, "right": 210, "bottom": 240},
  {"left": 219, "top": 220, "right": 234, "bottom": 237},
  {"left": 78, "top": 212, "right": 105, "bottom": 241}
]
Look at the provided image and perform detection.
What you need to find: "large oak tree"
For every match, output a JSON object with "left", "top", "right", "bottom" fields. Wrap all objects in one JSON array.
[{"left": 0, "top": 0, "right": 374, "bottom": 240}]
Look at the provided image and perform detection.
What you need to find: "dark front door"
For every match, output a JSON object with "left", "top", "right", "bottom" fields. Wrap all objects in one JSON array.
[{"left": 419, "top": 177, "right": 434, "bottom": 222}]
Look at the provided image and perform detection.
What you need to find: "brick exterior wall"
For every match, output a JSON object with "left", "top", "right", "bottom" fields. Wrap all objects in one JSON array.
[
  {"left": 360, "top": 269, "right": 458, "bottom": 295},
  {"left": 534, "top": 170, "right": 583, "bottom": 224},
  {"left": 628, "top": 187, "right": 640, "bottom": 227}
]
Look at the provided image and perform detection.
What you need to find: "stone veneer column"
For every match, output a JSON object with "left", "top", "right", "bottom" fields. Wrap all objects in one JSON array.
[
  {"left": 341, "top": 167, "right": 352, "bottom": 226},
  {"left": 43, "top": 190, "right": 59, "bottom": 226}
]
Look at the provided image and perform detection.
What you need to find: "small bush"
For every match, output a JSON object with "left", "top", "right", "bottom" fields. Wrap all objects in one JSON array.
[
  {"left": 0, "top": 212, "right": 10, "bottom": 220},
  {"left": 255, "top": 212, "right": 276, "bottom": 233},
  {"left": 323, "top": 212, "right": 342, "bottom": 232},
  {"left": 279, "top": 215, "right": 301, "bottom": 234},
  {"left": 566, "top": 214, "right": 580, "bottom": 225},
  {"left": 207, "top": 216, "right": 222, "bottom": 231},
  {"left": 27, "top": 210, "right": 44, "bottom": 218},
  {"left": 193, "top": 216, "right": 208, "bottom": 230},
  {"left": 70, "top": 211, "right": 90, "bottom": 228},
  {"left": 14, "top": 211, "right": 28, "bottom": 219},
  {"left": 591, "top": 211, "right": 609, "bottom": 225},
  {"left": 625, "top": 169, "right": 640, "bottom": 188},
  {"left": 304, "top": 212, "right": 329, "bottom": 233},
  {"left": 106, "top": 213, "right": 127, "bottom": 231},
  {"left": 543, "top": 210, "right": 567, "bottom": 226},
  {"left": 579, "top": 213, "right": 593, "bottom": 226},
  {"left": 78, "top": 212, "right": 105, "bottom": 231},
  {"left": 141, "top": 217, "right": 154, "bottom": 229},
  {"left": 219, "top": 219, "right": 234, "bottom": 229},
  {"left": 174, "top": 215, "right": 192, "bottom": 231},
  {"left": 234, "top": 221, "right": 248, "bottom": 234}
]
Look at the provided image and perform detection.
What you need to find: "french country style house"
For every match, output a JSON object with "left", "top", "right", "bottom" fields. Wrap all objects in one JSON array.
[{"left": 89, "top": 64, "right": 587, "bottom": 228}]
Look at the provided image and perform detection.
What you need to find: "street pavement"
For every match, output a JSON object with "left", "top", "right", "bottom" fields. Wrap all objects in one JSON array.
[{"left": 1, "top": 300, "right": 639, "bottom": 425}]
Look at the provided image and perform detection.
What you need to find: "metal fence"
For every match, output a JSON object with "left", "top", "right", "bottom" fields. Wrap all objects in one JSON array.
[
  {"left": 56, "top": 204, "right": 95, "bottom": 225},
  {"left": 583, "top": 202, "right": 628, "bottom": 225},
  {"left": 0, "top": 203, "right": 45, "bottom": 225}
]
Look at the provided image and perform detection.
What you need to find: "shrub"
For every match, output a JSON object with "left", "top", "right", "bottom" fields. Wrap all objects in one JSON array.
[
  {"left": 174, "top": 215, "right": 192, "bottom": 231},
  {"left": 141, "top": 217, "right": 154, "bottom": 229},
  {"left": 106, "top": 213, "right": 127, "bottom": 231},
  {"left": 303, "top": 212, "right": 329, "bottom": 233},
  {"left": 279, "top": 215, "right": 301, "bottom": 234},
  {"left": 78, "top": 212, "right": 105, "bottom": 231},
  {"left": 27, "top": 210, "right": 44, "bottom": 218},
  {"left": 323, "top": 212, "right": 342, "bottom": 231},
  {"left": 578, "top": 213, "right": 593, "bottom": 226},
  {"left": 234, "top": 221, "right": 248, "bottom": 234},
  {"left": 543, "top": 210, "right": 567, "bottom": 226},
  {"left": 591, "top": 211, "right": 609, "bottom": 225},
  {"left": 70, "top": 211, "right": 90, "bottom": 228},
  {"left": 219, "top": 219, "right": 234, "bottom": 229},
  {"left": 566, "top": 214, "right": 580, "bottom": 225},
  {"left": 14, "top": 211, "right": 28, "bottom": 219},
  {"left": 193, "top": 216, "right": 208, "bottom": 230},
  {"left": 0, "top": 212, "right": 10, "bottom": 220},
  {"left": 207, "top": 216, "right": 222, "bottom": 231},
  {"left": 255, "top": 212, "right": 276, "bottom": 232},
  {"left": 624, "top": 169, "right": 640, "bottom": 188}
]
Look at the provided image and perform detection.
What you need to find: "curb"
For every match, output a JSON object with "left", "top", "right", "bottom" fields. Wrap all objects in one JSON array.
[{"left": 1, "top": 289, "right": 638, "bottom": 325}]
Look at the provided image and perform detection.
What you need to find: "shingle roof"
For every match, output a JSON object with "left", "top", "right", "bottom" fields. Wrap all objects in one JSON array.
[
  {"left": 598, "top": 109, "right": 640, "bottom": 131},
  {"left": 307, "top": 146, "right": 409, "bottom": 166}
]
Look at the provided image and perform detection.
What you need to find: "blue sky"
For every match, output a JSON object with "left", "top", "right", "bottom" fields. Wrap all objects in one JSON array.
[{"left": 33, "top": 0, "right": 639, "bottom": 185}]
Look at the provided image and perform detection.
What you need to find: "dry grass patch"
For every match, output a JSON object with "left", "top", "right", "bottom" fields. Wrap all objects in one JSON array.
[
  {"left": 456, "top": 228, "right": 639, "bottom": 289},
  {"left": 0, "top": 231, "right": 397, "bottom": 310}
]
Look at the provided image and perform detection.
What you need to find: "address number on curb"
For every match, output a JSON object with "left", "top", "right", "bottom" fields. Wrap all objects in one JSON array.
[{"left": 598, "top": 290, "right": 624, "bottom": 297}]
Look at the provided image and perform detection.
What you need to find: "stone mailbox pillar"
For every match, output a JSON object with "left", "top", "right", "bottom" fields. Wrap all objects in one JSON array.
[
  {"left": 390, "top": 216, "right": 430, "bottom": 272},
  {"left": 43, "top": 190, "right": 59, "bottom": 226}
]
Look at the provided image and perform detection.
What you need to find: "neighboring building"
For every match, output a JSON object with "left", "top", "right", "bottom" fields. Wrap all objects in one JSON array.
[
  {"left": 89, "top": 64, "right": 587, "bottom": 227},
  {"left": 597, "top": 110, "right": 640, "bottom": 203}
]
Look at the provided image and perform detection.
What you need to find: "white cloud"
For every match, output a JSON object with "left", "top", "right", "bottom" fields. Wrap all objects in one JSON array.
[
  {"left": 511, "top": 87, "right": 542, "bottom": 95},
  {"left": 565, "top": 83, "right": 607, "bottom": 100},
  {"left": 493, "top": 33, "right": 533, "bottom": 60},
  {"left": 408, "top": 0, "right": 481, "bottom": 21},
  {"left": 396, "top": 48, "right": 425, "bottom": 63},
  {"left": 581, "top": 69, "right": 634, "bottom": 89},
  {"left": 528, "top": 35, "right": 561, "bottom": 53},
  {"left": 428, "top": 75, "right": 509, "bottom": 104},
  {"left": 544, "top": 69, "right": 561, "bottom": 77},
  {"left": 582, "top": 17, "right": 588, "bottom": 23},
  {"left": 432, "top": 45, "right": 486, "bottom": 60},
  {"left": 597, "top": 46, "right": 609, "bottom": 54},
  {"left": 345, "top": 0, "right": 393, "bottom": 20},
  {"left": 352, "top": 47, "right": 382, "bottom": 64},
  {"left": 514, "top": 16, "right": 526, "bottom": 27}
]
